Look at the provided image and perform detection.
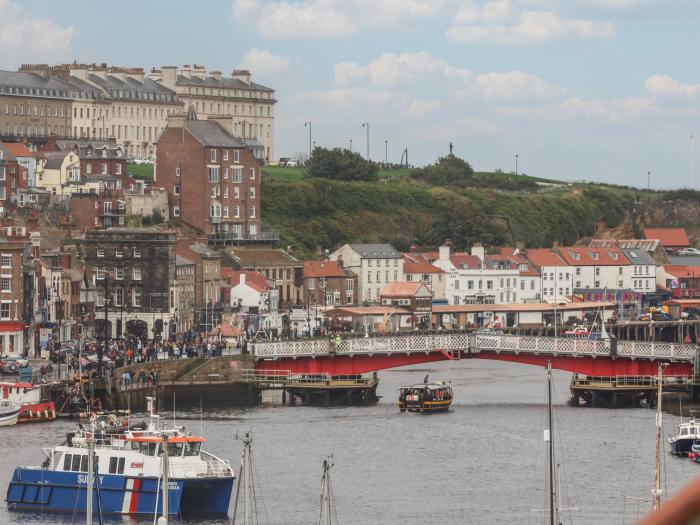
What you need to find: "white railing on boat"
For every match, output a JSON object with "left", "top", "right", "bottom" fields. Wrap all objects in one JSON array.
[
  {"left": 252, "top": 333, "right": 697, "bottom": 362},
  {"left": 203, "top": 459, "right": 233, "bottom": 478}
]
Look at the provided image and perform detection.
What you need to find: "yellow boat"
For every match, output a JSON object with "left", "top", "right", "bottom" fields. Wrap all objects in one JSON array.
[{"left": 399, "top": 381, "right": 453, "bottom": 413}]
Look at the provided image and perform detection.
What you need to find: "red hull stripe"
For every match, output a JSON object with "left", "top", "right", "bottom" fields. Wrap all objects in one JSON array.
[{"left": 129, "top": 478, "right": 141, "bottom": 513}]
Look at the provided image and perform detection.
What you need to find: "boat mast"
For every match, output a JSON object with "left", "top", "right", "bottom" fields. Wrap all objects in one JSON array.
[
  {"left": 316, "top": 459, "right": 333, "bottom": 525},
  {"left": 546, "top": 361, "right": 555, "bottom": 525},
  {"left": 159, "top": 435, "right": 170, "bottom": 524},
  {"left": 652, "top": 363, "right": 665, "bottom": 512},
  {"left": 244, "top": 433, "right": 252, "bottom": 525},
  {"left": 86, "top": 420, "right": 94, "bottom": 525}
]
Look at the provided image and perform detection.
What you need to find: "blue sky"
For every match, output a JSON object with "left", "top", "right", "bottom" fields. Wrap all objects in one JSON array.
[{"left": 2, "top": 0, "right": 700, "bottom": 188}]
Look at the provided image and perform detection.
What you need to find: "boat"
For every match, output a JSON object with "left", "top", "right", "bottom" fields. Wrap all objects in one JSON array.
[
  {"left": 0, "top": 381, "right": 56, "bottom": 423},
  {"left": 399, "top": 379, "right": 453, "bottom": 413},
  {"left": 6, "top": 397, "right": 235, "bottom": 517},
  {"left": 0, "top": 400, "right": 19, "bottom": 427},
  {"left": 687, "top": 444, "right": 700, "bottom": 463},
  {"left": 667, "top": 416, "right": 700, "bottom": 456}
]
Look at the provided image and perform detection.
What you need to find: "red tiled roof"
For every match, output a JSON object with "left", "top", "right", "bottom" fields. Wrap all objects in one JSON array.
[
  {"left": 450, "top": 253, "right": 482, "bottom": 269},
  {"left": 496, "top": 247, "right": 516, "bottom": 256},
  {"left": 209, "top": 323, "right": 243, "bottom": 337},
  {"left": 644, "top": 228, "right": 690, "bottom": 248},
  {"left": 222, "top": 268, "right": 272, "bottom": 291},
  {"left": 557, "top": 246, "right": 629, "bottom": 266},
  {"left": 420, "top": 251, "right": 439, "bottom": 262},
  {"left": 304, "top": 260, "right": 349, "bottom": 278},
  {"left": 2, "top": 143, "right": 32, "bottom": 157},
  {"left": 402, "top": 254, "right": 443, "bottom": 274},
  {"left": 379, "top": 281, "right": 430, "bottom": 297},
  {"left": 663, "top": 265, "right": 700, "bottom": 278},
  {"left": 524, "top": 248, "right": 567, "bottom": 267}
]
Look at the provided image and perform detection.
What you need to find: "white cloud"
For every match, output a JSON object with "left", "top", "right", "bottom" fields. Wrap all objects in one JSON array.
[
  {"left": 0, "top": 0, "right": 75, "bottom": 66},
  {"left": 334, "top": 52, "right": 471, "bottom": 88},
  {"left": 495, "top": 95, "right": 655, "bottom": 123},
  {"left": 240, "top": 48, "right": 290, "bottom": 75},
  {"left": 233, "top": 0, "right": 443, "bottom": 39},
  {"left": 644, "top": 74, "right": 700, "bottom": 98},
  {"left": 475, "top": 70, "right": 566, "bottom": 99},
  {"left": 447, "top": 8, "right": 615, "bottom": 43},
  {"left": 405, "top": 99, "right": 441, "bottom": 118}
]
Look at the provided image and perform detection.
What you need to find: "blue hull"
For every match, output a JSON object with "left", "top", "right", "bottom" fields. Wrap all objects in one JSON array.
[
  {"left": 670, "top": 438, "right": 699, "bottom": 456},
  {"left": 6, "top": 467, "right": 234, "bottom": 516}
]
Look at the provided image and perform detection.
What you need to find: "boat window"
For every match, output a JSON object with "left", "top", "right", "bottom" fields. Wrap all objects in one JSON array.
[
  {"left": 183, "top": 442, "right": 201, "bottom": 456},
  {"left": 53, "top": 452, "right": 63, "bottom": 470},
  {"left": 682, "top": 428, "right": 689, "bottom": 436},
  {"left": 80, "top": 455, "right": 88, "bottom": 472},
  {"left": 63, "top": 453, "right": 72, "bottom": 471},
  {"left": 149, "top": 443, "right": 158, "bottom": 456},
  {"left": 118, "top": 457, "right": 125, "bottom": 474},
  {"left": 71, "top": 455, "right": 81, "bottom": 472},
  {"left": 163, "top": 442, "right": 184, "bottom": 457},
  {"left": 109, "top": 457, "right": 118, "bottom": 474}
]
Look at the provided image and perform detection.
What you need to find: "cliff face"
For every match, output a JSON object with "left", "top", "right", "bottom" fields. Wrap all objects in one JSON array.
[{"left": 642, "top": 200, "right": 700, "bottom": 245}]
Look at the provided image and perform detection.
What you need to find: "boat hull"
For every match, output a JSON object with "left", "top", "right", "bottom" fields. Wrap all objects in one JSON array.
[
  {"left": 6, "top": 467, "right": 233, "bottom": 516},
  {"left": 669, "top": 437, "right": 699, "bottom": 456},
  {"left": 0, "top": 408, "right": 19, "bottom": 427},
  {"left": 18, "top": 402, "right": 56, "bottom": 424},
  {"left": 399, "top": 399, "right": 452, "bottom": 413}
]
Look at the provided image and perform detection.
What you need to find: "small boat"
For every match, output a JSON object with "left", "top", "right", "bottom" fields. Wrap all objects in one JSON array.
[
  {"left": 399, "top": 379, "right": 453, "bottom": 413},
  {"left": 0, "top": 400, "right": 19, "bottom": 427},
  {"left": 0, "top": 381, "right": 56, "bottom": 423},
  {"left": 687, "top": 444, "right": 700, "bottom": 462},
  {"left": 6, "top": 397, "right": 234, "bottom": 517},
  {"left": 667, "top": 416, "right": 700, "bottom": 456}
]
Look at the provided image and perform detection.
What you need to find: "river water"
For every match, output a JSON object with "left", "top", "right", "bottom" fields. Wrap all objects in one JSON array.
[{"left": 1, "top": 359, "right": 698, "bottom": 524}]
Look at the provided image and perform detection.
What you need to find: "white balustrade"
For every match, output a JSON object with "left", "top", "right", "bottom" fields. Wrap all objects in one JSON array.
[{"left": 253, "top": 334, "right": 697, "bottom": 362}]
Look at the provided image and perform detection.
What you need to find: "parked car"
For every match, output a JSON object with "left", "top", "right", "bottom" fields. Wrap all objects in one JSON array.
[
  {"left": 49, "top": 342, "right": 79, "bottom": 363},
  {"left": 286, "top": 159, "right": 299, "bottom": 167},
  {"left": 676, "top": 248, "right": 700, "bottom": 256},
  {"left": 0, "top": 355, "right": 29, "bottom": 373}
]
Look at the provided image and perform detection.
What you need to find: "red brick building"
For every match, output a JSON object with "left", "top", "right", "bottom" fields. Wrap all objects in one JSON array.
[
  {"left": 303, "top": 260, "right": 357, "bottom": 307},
  {"left": 0, "top": 142, "right": 29, "bottom": 209},
  {"left": 42, "top": 136, "right": 128, "bottom": 185},
  {"left": 69, "top": 188, "right": 127, "bottom": 230},
  {"left": 156, "top": 110, "right": 261, "bottom": 239}
]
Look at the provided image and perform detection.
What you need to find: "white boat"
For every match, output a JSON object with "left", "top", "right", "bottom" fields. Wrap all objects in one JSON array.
[{"left": 0, "top": 400, "right": 20, "bottom": 427}]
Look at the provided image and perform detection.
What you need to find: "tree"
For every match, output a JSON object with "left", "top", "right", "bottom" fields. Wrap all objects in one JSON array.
[
  {"left": 410, "top": 154, "right": 474, "bottom": 186},
  {"left": 305, "top": 147, "right": 378, "bottom": 182}
]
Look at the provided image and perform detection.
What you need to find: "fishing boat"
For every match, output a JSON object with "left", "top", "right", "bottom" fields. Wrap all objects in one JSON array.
[
  {"left": 0, "top": 381, "right": 56, "bottom": 423},
  {"left": 667, "top": 416, "right": 700, "bottom": 456},
  {"left": 0, "top": 400, "right": 19, "bottom": 427},
  {"left": 399, "top": 379, "right": 453, "bottom": 413},
  {"left": 6, "top": 397, "right": 234, "bottom": 517}
]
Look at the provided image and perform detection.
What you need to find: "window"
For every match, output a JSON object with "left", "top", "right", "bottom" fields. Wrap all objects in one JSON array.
[
  {"left": 133, "top": 289, "right": 141, "bottom": 307},
  {"left": 210, "top": 149, "right": 217, "bottom": 162},
  {"left": 232, "top": 167, "right": 242, "bottom": 182},
  {"left": 133, "top": 267, "right": 142, "bottom": 280},
  {"left": 234, "top": 186, "right": 240, "bottom": 198},
  {"left": 115, "top": 267, "right": 124, "bottom": 280},
  {"left": 208, "top": 166, "right": 220, "bottom": 182},
  {"left": 133, "top": 249, "right": 141, "bottom": 258},
  {"left": 250, "top": 167, "right": 256, "bottom": 180},
  {"left": 210, "top": 203, "right": 221, "bottom": 217},
  {"left": 173, "top": 206, "right": 180, "bottom": 217},
  {"left": 0, "top": 303, "right": 9, "bottom": 319},
  {"left": 233, "top": 150, "right": 240, "bottom": 163},
  {"left": 115, "top": 164, "right": 122, "bottom": 175},
  {"left": 224, "top": 168, "right": 229, "bottom": 180},
  {"left": 223, "top": 205, "right": 229, "bottom": 218},
  {"left": 176, "top": 167, "right": 181, "bottom": 177},
  {"left": 1, "top": 277, "right": 9, "bottom": 292},
  {"left": 223, "top": 149, "right": 229, "bottom": 161},
  {"left": 249, "top": 187, "right": 255, "bottom": 198},
  {"left": 249, "top": 205, "right": 256, "bottom": 218},
  {"left": 174, "top": 185, "right": 180, "bottom": 195},
  {"left": 0, "top": 255, "right": 10, "bottom": 268},
  {"left": 115, "top": 249, "right": 123, "bottom": 258},
  {"left": 96, "top": 267, "right": 106, "bottom": 280},
  {"left": 101, "top": 163, "right": 108, "bottom": 175},
  {"left": 595, "top": 267, "right": 600, "bottom": 276}
]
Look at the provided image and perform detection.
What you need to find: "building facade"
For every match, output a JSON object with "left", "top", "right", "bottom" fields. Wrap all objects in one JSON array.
[
  {"left": 157, "top": 111, "right": 261, "bottom": 239},
  {"left": 83, "top": 227, "right": 176, "bottom": 340},
  {"left": 303, "top": 260, "right": 357, "bottom": 307},
  {"left": 329, "top": 244, "right": 404, "bottom": 304}
]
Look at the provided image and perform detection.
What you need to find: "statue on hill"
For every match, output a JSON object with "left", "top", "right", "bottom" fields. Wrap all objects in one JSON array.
[{"left": 449, "top": 142, "right": 454, "bottom": 156}]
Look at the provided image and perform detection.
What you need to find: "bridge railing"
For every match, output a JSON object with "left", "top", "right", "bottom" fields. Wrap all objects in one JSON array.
[{"left": 253, "top": 333, "right": 696, "bottom": 362}]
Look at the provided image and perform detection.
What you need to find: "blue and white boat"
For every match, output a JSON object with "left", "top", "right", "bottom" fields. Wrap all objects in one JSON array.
[
  {"left": 6, "top": 398, "right": 234, "bottom": 517},
  {"left": 668, "top": 416, "right": 700, "bottom": 456}
]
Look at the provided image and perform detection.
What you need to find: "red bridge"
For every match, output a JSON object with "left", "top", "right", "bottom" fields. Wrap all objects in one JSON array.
[{"left": 253, "top": 333, "right": 697, "bottom": 377}]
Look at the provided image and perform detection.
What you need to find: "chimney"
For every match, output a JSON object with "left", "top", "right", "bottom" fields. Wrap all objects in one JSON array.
[
  {"left": 439, "top": 241, "right": 452, "bottom": 261},
  {"left": 286, "top": 245, "right": 294, "bottom": 254},
  {"left": 210, "top": 70, "right": 222, "bottom": 81},
  {"left": 470, "top": 244, "right": 485, "bottom": 260},
  {"left": 409, "top": 244, "right": 417, "bottom": 253},
  {"left": 167, "top": 112, "right": 186, "bottom": 128},
  {"left": 181, "top": 65, "right": 191, "bottom": 79},
  {"left": 160, "top": 66, "right": 177, "bottom": 87},
  {"left": 239, "top": 273, "right": 246, "bottom": 285},
  {"left": 232, "top": 69, "right": 251, "bottom": 86},
  {"left": 192, "top": 64, "right": 206, "bottom": 80}
]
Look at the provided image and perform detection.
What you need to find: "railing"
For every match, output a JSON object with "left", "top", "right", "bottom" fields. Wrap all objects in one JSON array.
[
  {"left": 207, "top": 231, "right": 280, "bottom": 243},
  {"left": 203, "top": 459, "right": 233, "bottom": 478},
  {"left": 253, "top": 333, "right": 697, "bottom": 362},
  {"left": 571, "top": 375, "right": 695, "bottom": 387}
]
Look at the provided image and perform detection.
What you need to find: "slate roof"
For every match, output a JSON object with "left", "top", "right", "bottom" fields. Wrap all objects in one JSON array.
[
  {"left": 620, "top": 247, "right": 655, "bottom": 266},
  {"left": 185, "top": 121, "right": 245, "bottom": 148},
  {"left": 43, "top": 151, "right": 69, "bottom": 169},
  {"left": 176, "top": 255, "right": 195, "bottom": 266},
  {"left": 349, "top": 244, "right": 402, "bottom": 259},
  {"left": 174, "top": 74, "right": 273, "bottom": 92},
  {"left": 0, "top": 70, "right": 72, "bottom": 98},
  {"left": 224, "top": 248, "right": 300, "bottom": 267},
  {"left": 644, "top": 228, "right": 690, "bottom": 248},
  {"left": 86, "top": 74, "right": 177, "bottom": 100},
  {"left": 55, "top": 139, "right": 124, "bottom": 159}
]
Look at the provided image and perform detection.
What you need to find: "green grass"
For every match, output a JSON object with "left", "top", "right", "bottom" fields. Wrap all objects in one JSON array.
[
  {"left": 128, "top": 164, "right": 154, "bottom": 180},
  {"left": 261, "top": 166, "right": 305, "bottom": 181},
  {"left": 378, "top": 167, "right": 411, "bottom": 179}
]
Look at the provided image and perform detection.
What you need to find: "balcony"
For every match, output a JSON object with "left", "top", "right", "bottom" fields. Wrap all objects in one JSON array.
[
  {"left": 672, "top": 288, "right": 700, "bottom": 299},
  {"left": 207, "top": 230, "right": 279, "bottom": 246}
]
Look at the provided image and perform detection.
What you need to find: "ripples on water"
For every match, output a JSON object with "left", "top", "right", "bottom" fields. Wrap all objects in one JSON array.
[{"left": 1, "top": 360, "right": 697, "bottom": 524}]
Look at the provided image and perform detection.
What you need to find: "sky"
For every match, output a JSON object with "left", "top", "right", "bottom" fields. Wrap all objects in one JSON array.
[{"left": 1, "top": 0, "right": 700, "bottom": 188}]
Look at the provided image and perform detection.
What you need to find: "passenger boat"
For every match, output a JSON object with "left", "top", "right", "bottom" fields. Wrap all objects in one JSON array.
[
  {"left": 0, "top": 381, "right": 56, "bottom": 423},
  {"left": 668, "top": 416, "right": 700, "bottom": 456},
  {"left": 0, "top": 400, "right": 19, "bottom": 427},
  {"left": 399, "top": 380, "right": 453, "bottom": 413},
  {"left": 6, "top": 397, "right": 234, "bottom": 517}
]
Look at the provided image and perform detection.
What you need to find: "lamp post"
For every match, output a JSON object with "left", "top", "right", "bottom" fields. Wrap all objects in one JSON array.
[
  {"left": 515, "top": 154, "right": 519, "bottom": 176},
  {"left": 304, "top": 121, "right": 312, "bottom": 157},
  {"left": 361, "top": 122, "right": 370, "bottom": 160},
  {"left": 349, "top": 139, "right": 352, "bottom": 152},
  {"left": 691, "top": 134, "right": 695, "bottom": 189},
  {"left": 648, "top": 170, "right": 651, "bottom": 191},
  {"left": 53, "top": 283, "right": 61, "bottom": 379},
  {"left": 385, "top": 139, "right": 388, "bottom": 166}
]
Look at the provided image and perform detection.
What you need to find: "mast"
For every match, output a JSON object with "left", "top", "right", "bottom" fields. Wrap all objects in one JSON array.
[
  {"left": 244, "top": 433, "right": 252, "bottom": 525},
  {"left": 160, "top": 435, "right": 170, "bottom": 524},
  {"left": 652, "top": 363, "right": 665, "bottom": 512},
  {"left": 316, "top": 459, "right": 333, "bottom": 525},
  {"left": 86, "top": 420, "right": 94, "bottom": 525},
  {"left": 546, "top": 361, "right": 555, "bottom": 525}
]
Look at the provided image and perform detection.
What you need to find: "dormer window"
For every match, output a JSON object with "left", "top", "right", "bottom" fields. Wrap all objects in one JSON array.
[
  {"left": 101, "top": 148, "right": 107, "bottom": 158},
  {"left": 571, "top": 252, "right": 580, "bottom": 261},
  {"left": 591, "top": 252, "right": 599, "bottom": 260},
  {"left": 611, "top": 252, "right": 618, "bottom": 260}
]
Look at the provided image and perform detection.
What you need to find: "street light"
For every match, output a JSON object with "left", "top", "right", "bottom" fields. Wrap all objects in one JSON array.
[
  {"left": 385, "top": 139, "right": 388, "bottom": 166},
  {"left": 304, "top": 121, "right": 312, "bottom": 157},
  {"left": 515, "top": 154, "right": 519, "bottom": 176},
  {"left": 648, "top": 170, "right": 651, "bottom": 191},
  {"left": 361, "top": 122, "right": 370, "bottom": 160},
  {"left": 349, "top": 139, "right": 352, "bottom": 152}
]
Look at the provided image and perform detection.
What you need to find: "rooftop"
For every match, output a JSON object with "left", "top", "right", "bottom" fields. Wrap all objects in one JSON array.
[
  {"left": 644, "top": 228, "right": 690, "bottom": 248},
  {"left": 380, "top": 281, "right": 431, "bottom": 297},
  {"left": 224, "top": 247, "right": 300, "bottom": 267},
  {"left": 524, "top": 248, "right": 568, "bottom": 267},
  {"left": 184, "top": 120, "right": 245, "bottom": 148},
  {"left": 349, "top": 243, "right": 402, "bottom": 259},
  {"left": 304, "top": 260, "right": 352, "bottom": 278}
]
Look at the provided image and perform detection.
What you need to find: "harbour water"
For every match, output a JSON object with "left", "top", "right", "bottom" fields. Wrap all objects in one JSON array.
[{"left": 1, "top": 359, "right": 697, "bottom": 524}]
